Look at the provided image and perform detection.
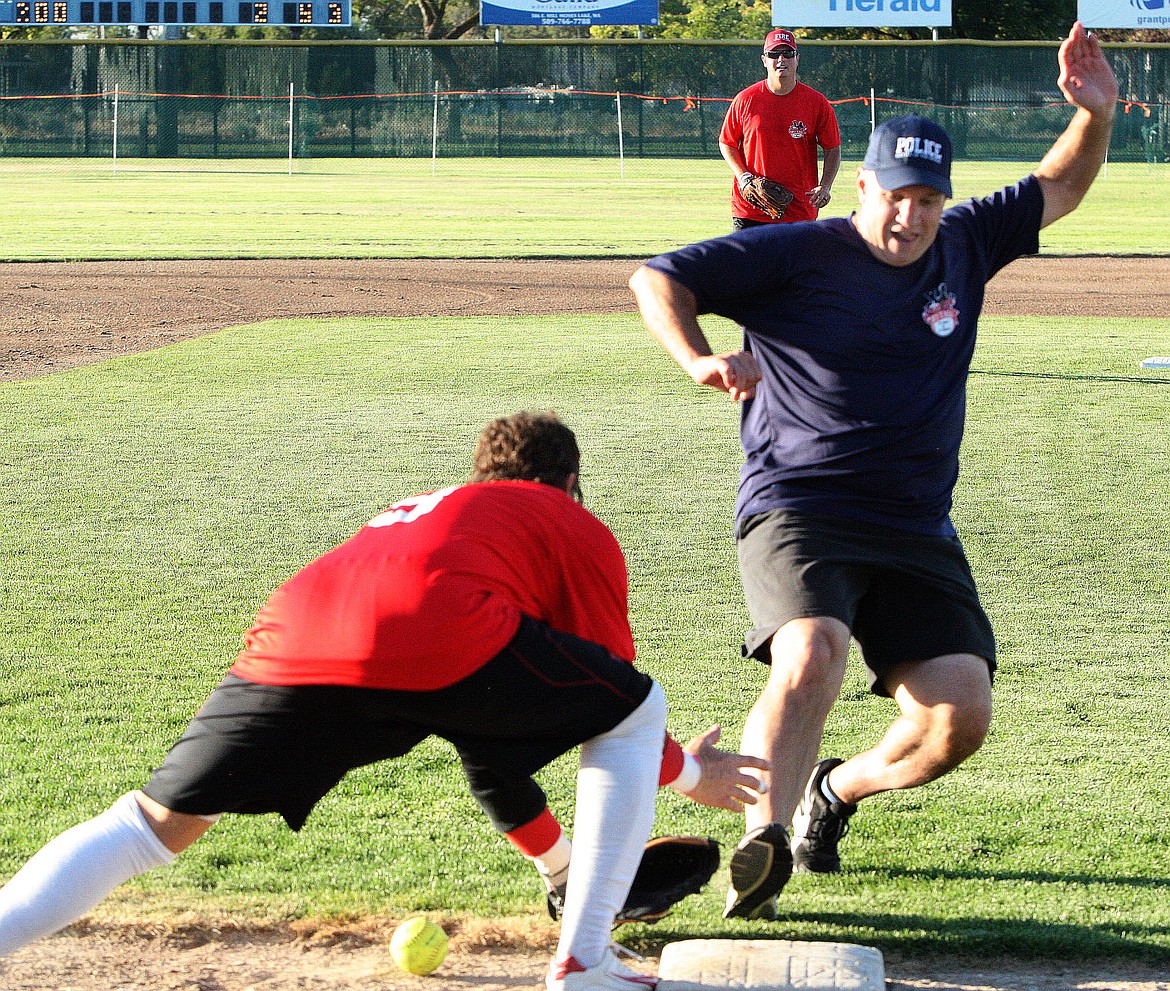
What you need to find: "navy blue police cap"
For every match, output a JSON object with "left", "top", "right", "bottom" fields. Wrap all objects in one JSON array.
[{"left": 862, "top": 114, "right": 953, "bottom": 197}]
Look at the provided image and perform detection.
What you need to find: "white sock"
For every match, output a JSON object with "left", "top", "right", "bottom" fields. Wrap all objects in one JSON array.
[
  {"left": 556, "top": 681, "right": 667, "bottom": 969},
  {"left": 821, "top": 775, "right": 845, "bottom": 806},
  {"left": 0, "top": 793, "right": 176, "bottom": 958},
  {"left": 536, "top": 835, "right": 573, "bottom": 889}
]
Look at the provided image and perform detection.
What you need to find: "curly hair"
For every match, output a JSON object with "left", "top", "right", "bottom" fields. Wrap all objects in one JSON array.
[{"left": 470, "top": 411, "right": 582, "bottom": 500}]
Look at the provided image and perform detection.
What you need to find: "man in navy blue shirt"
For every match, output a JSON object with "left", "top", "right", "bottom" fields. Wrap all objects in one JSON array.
[{"left": 629, "top": 22, "right": 1119, "bottom": 920}]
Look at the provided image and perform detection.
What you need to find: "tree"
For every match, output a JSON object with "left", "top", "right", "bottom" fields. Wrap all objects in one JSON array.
[
  {"left": 410, "top": 0, "right": 478, "bottom": 38},
  {"left": 949, "top": 0, "right": 1071, "bottom": 40},
  {"left": 657, "top": 0, "right": 771, "bottom": 40},
  {"left": 0, "top": 25, "right": 74, "bottom": 38},
  {"left": 348, "top": 0, "right": 481, "bottom": 38},
  {"left": 352, "top": 0, "right": 422, "bottom": 37}
]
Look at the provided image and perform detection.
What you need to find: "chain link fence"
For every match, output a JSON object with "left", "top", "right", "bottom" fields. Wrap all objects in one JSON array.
[{"left": 0, "top": 38, "right": 1166, "bottom": 162}]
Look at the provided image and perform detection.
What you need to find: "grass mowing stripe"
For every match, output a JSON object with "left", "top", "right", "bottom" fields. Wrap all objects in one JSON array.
[
  {"left": 0, "top": 159, "right": 1165, "bottom": 261},
  {"left": 1, "top": 313, "right": 1168, "bottom": 961}
]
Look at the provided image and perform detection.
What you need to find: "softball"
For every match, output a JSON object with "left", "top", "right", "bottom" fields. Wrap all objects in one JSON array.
[{"left": 389, "top": 917, "right": 448, "bottom": 975}]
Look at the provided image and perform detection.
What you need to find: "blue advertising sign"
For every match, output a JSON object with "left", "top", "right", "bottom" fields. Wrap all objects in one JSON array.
[
  {"left": 773, "top": 0, "right": 950, "bottom": 27},
  {"left": 481, "top": 0, "right": 658, "bottom": 26},
  {"left": 1079, "top": 0, "right": 1168, "bottom": 28}
]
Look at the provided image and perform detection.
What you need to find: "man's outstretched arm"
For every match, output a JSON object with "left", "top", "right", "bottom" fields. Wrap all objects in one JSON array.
[{"left": 1034, "top": 21, "right": 1119, "bottom": 228}]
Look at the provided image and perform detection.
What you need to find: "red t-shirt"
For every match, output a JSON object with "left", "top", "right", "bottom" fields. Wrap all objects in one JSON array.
[
  {"left": 230, "top": 481, "right": 633, "bottom": 690},
  {"left": 721, "top": 80, "right": 841, "bottom": 223}
]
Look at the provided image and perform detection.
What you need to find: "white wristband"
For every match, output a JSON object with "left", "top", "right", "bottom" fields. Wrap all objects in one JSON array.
[{"left": 670, "top": 751, "right": 702, "bottom": 795}]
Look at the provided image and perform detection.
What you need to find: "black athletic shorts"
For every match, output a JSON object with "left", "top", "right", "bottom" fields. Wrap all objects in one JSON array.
[
  {"left": 732, "top": 217, "right": 771, "bottom": 231},
  {"left": 737, "top": 509, "right": 996, "bottom": 697},
  {"left": 142, "top": 614, "right": 653, "bottom": 830}
]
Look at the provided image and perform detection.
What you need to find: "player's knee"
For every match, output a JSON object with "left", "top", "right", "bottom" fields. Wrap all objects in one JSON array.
[
  {"left": 635, "top": 680, "right": 668, "bottom": 729},
  {"left": 132, "top": 792, "right": 216, "bottom": 854},
  {"left": 765, "top": 621, "right": 848, "bottom": 702},
  {"left": 463, "top": 772, "right": 547, "bottom": 833},
  {"left": 924, "top": 703, "right": 990, "bottom": 771},
  {"left": 948, "top": 702, "right": 991, "bottom": 760},
  {"left": 770, "top": 617, "right": 849, "bottom": 669}
]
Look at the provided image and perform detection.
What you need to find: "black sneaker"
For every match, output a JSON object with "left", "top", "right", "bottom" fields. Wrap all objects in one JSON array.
[
  {"left": 722, "top": 823, "right": 793, "bottom": 920},
  {"left": 546, "top": 880, "right": 681, "bottom": 926},
  {"left": 546, "top": 879, "right": 567, "bottom": 921},
  {"left": 791, "top": 758, "right": 857, "bottom": 874}
]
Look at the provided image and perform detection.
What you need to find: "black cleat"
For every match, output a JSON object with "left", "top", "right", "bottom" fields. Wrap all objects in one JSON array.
[
  {"left": 546, "top": 879, "right": 567, "bottom": 921},
  {"left": 722, "top": 823, "right": 792, "bottom": 920},
  {"left": 791, "top": 758, "right": 857, "bottom": 874}
]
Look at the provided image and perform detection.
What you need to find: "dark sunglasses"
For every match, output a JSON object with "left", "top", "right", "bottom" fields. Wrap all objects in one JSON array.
[{"left": 767, "top": 49, "right": 797, "bottom": 60}]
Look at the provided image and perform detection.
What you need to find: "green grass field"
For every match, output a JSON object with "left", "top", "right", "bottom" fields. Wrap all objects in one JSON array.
[
  {"left": 0, "top": 157, "right": 1167, "bottom": 260},
  {"left": 2, "top": 311, "right": 1168, "bottom": 962}
]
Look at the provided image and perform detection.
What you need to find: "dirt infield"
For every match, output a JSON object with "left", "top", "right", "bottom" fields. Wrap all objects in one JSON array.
[
  {"left": 1, "top": 256, "right": 1168, "bottom": 382},
  {"left": 3, "top": 918, "right": 1170, "bottom": 991},
  {"left": 1, "top": 255, "right": 1168, "bottom": 990}
]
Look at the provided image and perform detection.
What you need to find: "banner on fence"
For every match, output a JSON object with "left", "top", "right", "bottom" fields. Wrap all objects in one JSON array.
[
  {"left": 481, "top": 0, "right": 658, "bottom": 26},
  {"left": 1078, "top": 0, "right": 1169, "bottom": 29},
  {"left": 771, "top": 0, "right": 951, "bottom": 27}
]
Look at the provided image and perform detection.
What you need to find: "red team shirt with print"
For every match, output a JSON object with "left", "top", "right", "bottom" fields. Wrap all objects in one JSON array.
[
  {"left": 721, "top": 80, "right": 841, "bottom": 223},
  {"left": 230, "top": 480, "right": 634, "bottom": 691}
]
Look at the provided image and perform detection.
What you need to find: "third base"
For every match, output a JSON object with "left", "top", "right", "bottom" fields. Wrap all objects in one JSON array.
[{"left": 657, "top": 938, "right": 884, "bottom": 991}]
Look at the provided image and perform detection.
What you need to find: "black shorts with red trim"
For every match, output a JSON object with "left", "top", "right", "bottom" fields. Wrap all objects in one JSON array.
[{"left": 142, "top": 614, "right": 653, "bottom": 830}]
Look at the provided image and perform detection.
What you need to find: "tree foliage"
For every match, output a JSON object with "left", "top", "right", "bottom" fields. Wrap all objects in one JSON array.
[
  {"left": 351, "top": 0, "right": 479, "bottom": 38},
  {"left": 414, "top": 0, "right": 480, "bottom": 38},
  {"left": 656, "top": 0, "right": 772, "bottom": 40}
]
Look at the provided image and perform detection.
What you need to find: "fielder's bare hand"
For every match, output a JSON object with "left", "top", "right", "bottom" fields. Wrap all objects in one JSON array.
[
  {"left": 680, "top": 724, "right": 769, "bottom": 811},
  {"left": 807, "top": 184, "right": 833, "bottom": 209}
]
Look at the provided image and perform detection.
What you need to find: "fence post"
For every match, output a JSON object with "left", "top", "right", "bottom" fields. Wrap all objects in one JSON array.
[
  {"left": 432, "top": 81, "right": 440, "bottom": 176},
  {"left": 616, "top": 91, "right": 625, "bottom": 178},
  {"left": 637, "top": 44, "right": 645, "bottom": 158},
  {"left": 495, "top": 32, "right": 502, "bottom": 158},
  {"left": 288, "top": 82, "right": 295, "bottom": 175},
  {"left": 112, "top": 89, "right": 119, "bottom": 173}
]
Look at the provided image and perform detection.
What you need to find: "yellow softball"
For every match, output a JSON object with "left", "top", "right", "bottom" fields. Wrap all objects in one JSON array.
[{"left": 389, "top": 917, "right": 448, "bottom": 975}]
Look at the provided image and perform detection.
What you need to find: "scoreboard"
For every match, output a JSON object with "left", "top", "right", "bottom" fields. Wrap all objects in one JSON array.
[{"left": 0, "top": 0, "right": 350, "bottom": 24}]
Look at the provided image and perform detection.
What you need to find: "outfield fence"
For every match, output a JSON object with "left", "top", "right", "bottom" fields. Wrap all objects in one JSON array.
[{"left": 0, "top": 38, "right": 1167, "bottom": 163}]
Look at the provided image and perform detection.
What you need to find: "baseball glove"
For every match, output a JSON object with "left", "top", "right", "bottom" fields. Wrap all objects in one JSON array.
[
  {"left": 738, "top": 172, "right": 795, "bottom": 220},
  {"left": 546, "top": 836, "right": 720, "bottom": 925}
]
